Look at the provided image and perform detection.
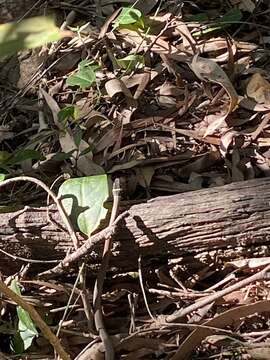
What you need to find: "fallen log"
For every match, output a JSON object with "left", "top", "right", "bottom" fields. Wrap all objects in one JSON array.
[{"left": 1, "top": 177, "right": 270, "bottom": 275}]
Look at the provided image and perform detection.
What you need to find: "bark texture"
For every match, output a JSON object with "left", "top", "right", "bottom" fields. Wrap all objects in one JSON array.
[{"left": 1, "top": 177, "right": 270, "bottom": 275}]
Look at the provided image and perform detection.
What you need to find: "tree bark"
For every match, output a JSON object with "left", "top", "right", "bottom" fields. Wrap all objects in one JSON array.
[{"left": 1, "top": 177, "right": 270, "bottom": 275}]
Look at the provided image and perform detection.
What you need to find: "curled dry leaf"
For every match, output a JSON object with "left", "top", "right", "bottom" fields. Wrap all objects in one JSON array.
[
  {"left": 175, "top": 21, "right": 196, "bottom": 50},
  {"left": 157, "top": 95, "right": 177, "bottom": 108},
  {"left": 239, "top": 96, "right": 270, "bottom": 112},
  {"left": 105, "top": 78, "right": 134, "bottom": 99},
  {"left": 158, "top": 83, "right": 185, "bottom": 97},
  {"left": 105, "top": 78, "right": 137, "bottom": 123},
  {"left": 172, "top": 300, "right": 270, "bottom": 360},
  {"left": 197, "top": 37, "right": 237, "bottom": 63},
  {"left": 190, "top": 54, "right": 239, "bottom": 136},
  {"left": 121, "top": 70, "right": 156, "bottom": 100},
  {"left": 220, "top": 130, "right": 238, "bottom": 157},
  {"left": 246, "top": 73, "right": 270, "bottom": 105},
  {"left": 202, "top": 113, "right": 229, "bottom": 138}
]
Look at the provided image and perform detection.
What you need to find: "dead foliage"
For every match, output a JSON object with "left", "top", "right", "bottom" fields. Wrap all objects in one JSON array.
[{"left": 1, "top": 0, "right": 270, "bottom": 359}]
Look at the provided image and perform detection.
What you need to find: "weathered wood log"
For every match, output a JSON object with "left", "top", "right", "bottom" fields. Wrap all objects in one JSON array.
[{"left": 1, "top": 177, "right": 270, "bottom": 275}]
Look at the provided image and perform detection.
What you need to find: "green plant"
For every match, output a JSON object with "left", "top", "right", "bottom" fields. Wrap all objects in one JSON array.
[
  {"left": 116, "top": 54, "right": 145, "bottom": 71},
  {"left": 0, "top": 16, "right": 65, "bottom": 57},
  {"left": 112, "top": 7, "right": 145, "bottom": 30},
  {"left": 192, "top": 8, "right": 243, "bottom": 37},
  {"left": 58, "top": 174, "right": 110, "bottom": 236},
  {"left": 58, "top": 105, "right": 80, "bottom": 124},
  {"left": 66, "top": 60, "right": 99, "bottom": 89},
  {"left": 10, "top": 280, "right": 38, "bottom": 353}
]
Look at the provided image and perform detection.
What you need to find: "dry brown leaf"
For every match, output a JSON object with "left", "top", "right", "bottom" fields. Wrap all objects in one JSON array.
[
  {"left": 135, "top": 167, "right": 155, "bottom": 188},
  {"left": 197, "top": 37, "right": 237, "bottom": 62},
  {"left": 227, "top": 257, "right": 270, "bottom": 270},
  {"left": 158, "top": 83, "right": 185, "bottom": 97},
  {"left": 232, "top": 0, "right": 255, "bottom": 12},
  {"left": 105, "top": 78, "right": 137, "bottom": 123},
  {"left": 121, "top": 70, "right": 155, "bottom": 100},
  {"left": 245, "top": 345, "right": 270, "bottom": 360},
  {"left": 239, "top": 97, "right": 270, "bottom": 112},
  {"left": 105, "top": 78, "right": 134, "bottom": 99},
  {"left": 59, "top": 130, "right": 104, "bottom": 175},
  {"left": 178, "top": 151, "right": 221, "bottom": 177},
  {"left": 108, "top": 159, "right": 144, "bottom": 173},
  {"left": 248, "top": 112, "right": 270, "bottom": 141},
  {"left": 131, "top": 0, "right": 158, "bottom": 14},
  {"left": 190, "top": 54, "right": 238, "bottom": 136},
  {"left": 221, "top": 290, "right": 246, "bottom": 304},
  {"left": 75, "top": 342, "right": 106, "bottom": 360},
  {"left": 41, "top": 89, "right": 103, "bottom": 175},
  {"left": 190, "top": 54, "right": 238, "bottom": 112},
  {"left": 171, "top": 300, "right": 270, "bottom": 360},
  {"left": 161, "top": 124, "right": 221, "bottom": 146},
  {"left": 246, "top": 73, "right": 270, "bottom": 105},
  {"left": 118, "top": 28, "right": 189, "bottom": 62},
  {"left": 83, "top": 110, "right": 109, "bottom": 130},
  {"left": 40, "top": 88, "right": 63, "bottom": 131},
  {"left": 151, "top": 178, "right": 201, "bottom": 193},
  {"left": 175, "top": 21, "right": 196, "bottom": 50},
  {"left": 99, "top": 8, "right": 121, "bottom": 39},
  {"left": 0, "top": 126, "right": 13, "bottom": 143},
  {"left": 205, "top": 334, "right": 233, "bottom": 346},
  {"left": 157, "top": 95, "right": 177, "bottom": 108},
  {"left": 95, "top": 127, "right": 121, "bottom": 153},
  {"left": 119, "top": 107, "right": 136, "bottom": 124},
  {"left": 220, "top": 130, "right": 238, "bottom": 157},
  {"left": 202, "top": 114, "right": 229, "bottom": 138},
  {"left": 77, "top": 140, "right": 104, "bottom": 175}
]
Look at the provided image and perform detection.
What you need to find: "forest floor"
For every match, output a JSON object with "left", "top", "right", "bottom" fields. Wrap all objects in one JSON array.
[{"left": 1, "top": 0, "right": 270, "bottom": 359}]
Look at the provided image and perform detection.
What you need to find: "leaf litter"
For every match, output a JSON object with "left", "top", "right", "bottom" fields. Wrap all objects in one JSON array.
[{"left": 2, "top": 0, "right": 270, "bottom": 359}]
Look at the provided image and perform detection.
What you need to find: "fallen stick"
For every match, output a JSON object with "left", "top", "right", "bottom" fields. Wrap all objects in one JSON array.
[{"left": 1, "top": 177, "right": 270, "bottom": 274}]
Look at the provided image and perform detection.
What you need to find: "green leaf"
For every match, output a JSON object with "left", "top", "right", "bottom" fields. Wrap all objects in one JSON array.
[
  {"left": 0, "top": 151, "right": 11, "bottom": 163},
  {"left": 117, "top": 54, "right": 145, "bottom": 70},
  {"left": 66, "top": 60, "right": 98, "bottom": 89},
  {"left": 10, "top": 280, "right": 38, "bottom": 353},
  {"left": 10, "top": 279, "right": 21, "bottom": 295},
  {"left": 17, "top": 307, "right": 38, "bottom": 336},
  {"left": 188, "top": 13, "right": 209, "bottom": 22},
  {"left": 219, "top": 8, "right": 242, "bottom": 24},
  {"left": 193, "top": 8, "right": 243, "bottom": 37},
  {"left": 52, "top": 151, "right": 74, "bottom": 161},
  {"left": 58, "top": 175, "right": 110, "bottom": 236},
  {"left": 0, "top": 174, "right": 6, "bottom": 181},
  {"left": 113, "top": 7, "right": 143, "bottom": 29},
  {"left": 8, "top": 149, "right": 44, "bottom": 165},
  {"left": 73, "top": 126, "right": 83, "bottom": 147},
  {"left": 0, "top": 16, "right": 65, "bottom": 58},
  {"left": 58, "top": 105, "right": 80, "bottom": 123}
]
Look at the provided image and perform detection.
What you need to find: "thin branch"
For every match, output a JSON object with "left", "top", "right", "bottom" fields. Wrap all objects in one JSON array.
[
  {"left": 166, "top": 264, "right": 270, "bottom": 323},
  {"left": 38, "top": 211, "right": 128, "bottom": 279},
  {"left": 0, "top": 176, "right": 79, "bottom": 249},
  {"left": 93, "top": 178, "right": 121, "bottom": 360}
]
